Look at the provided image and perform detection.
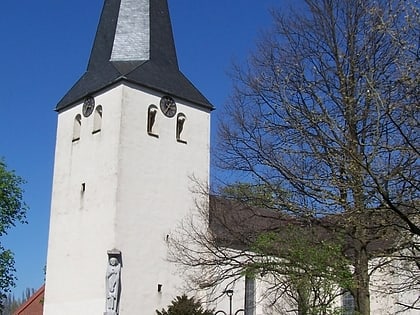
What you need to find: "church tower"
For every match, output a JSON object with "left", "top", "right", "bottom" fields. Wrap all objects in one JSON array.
[{"left": 44, "top": 0, "right": 212, "bottom": 314}]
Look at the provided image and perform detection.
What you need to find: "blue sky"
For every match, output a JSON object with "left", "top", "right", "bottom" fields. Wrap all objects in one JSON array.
[{"left": 0, "top": 0, "right": 298, "bottom": 295}]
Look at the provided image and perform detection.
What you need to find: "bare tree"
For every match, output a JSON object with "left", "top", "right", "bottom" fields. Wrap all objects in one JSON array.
[
  {"left": 169, "top": 0, "right": 418, "bottom": 314},
  {"left": 211, "top": 0, "right": 418, "bottom": 314}
]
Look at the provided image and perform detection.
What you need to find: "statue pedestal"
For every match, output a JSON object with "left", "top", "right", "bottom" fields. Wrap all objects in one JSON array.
[{"left": 104, "top": 312, "right": 117, "bottom": 315}]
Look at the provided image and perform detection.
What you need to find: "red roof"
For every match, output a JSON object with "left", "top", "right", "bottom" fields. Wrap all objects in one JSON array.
[{"left": 13, "top": 285, "right": 44, "bottom": 315}]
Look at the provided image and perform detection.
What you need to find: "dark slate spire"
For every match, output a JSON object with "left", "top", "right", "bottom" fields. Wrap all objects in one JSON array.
[{"left": 56, "top": 0, "right": 213, "bottom": 111}]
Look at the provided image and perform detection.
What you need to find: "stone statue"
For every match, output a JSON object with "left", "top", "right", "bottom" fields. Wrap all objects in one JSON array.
[{"left": 105, "top": 254, "right": 121, "bottom": 315}]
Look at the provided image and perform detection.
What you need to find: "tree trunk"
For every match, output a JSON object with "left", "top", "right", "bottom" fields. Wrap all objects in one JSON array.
[
  {"left": 353, "top": 246, "right": 371, "bottom": 315},
  {"left": 297, "top": 287, "right": 310, "bottom": 315}
]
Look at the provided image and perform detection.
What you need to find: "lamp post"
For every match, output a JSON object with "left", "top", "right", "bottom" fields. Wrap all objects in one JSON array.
[{"left": 214, "top": 290, "right": 245, "bottom": 315}]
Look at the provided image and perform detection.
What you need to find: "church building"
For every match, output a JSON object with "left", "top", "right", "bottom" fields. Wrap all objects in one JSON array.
[
  {"left": 44, "top": 0, "right": 212, "bottom": 313},
  {"left": 43, "top": 1, "right": 418, "bottom": 315}
]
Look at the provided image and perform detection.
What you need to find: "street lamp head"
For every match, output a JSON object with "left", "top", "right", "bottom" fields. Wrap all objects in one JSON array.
[
  {"left": 224, "top": 289, "right": 234, "bottom": 297},
  {"left": 216, "top": 289, "right": 244, "bottom": 315}
]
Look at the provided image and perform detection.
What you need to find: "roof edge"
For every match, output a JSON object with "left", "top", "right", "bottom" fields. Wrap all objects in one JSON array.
[{"left": 56, "top": 76, "right": 214, "bottom": 113}]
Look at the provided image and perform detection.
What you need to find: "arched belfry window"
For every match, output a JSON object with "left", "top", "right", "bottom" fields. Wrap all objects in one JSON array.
[
  {"left": 147, "top": 105, "right": 159, "bottom": 137},
  {"left": 176, "top": 113, "right": 187, "bottom": 143},
  {"left": 72, "top": 114, "right": 82, "bottom": 142},
  {"left": 93, "top": 105, "right": 103, "bottom": 134}
]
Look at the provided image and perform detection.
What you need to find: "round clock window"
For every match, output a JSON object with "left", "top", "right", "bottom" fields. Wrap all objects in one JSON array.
[
  {"left": 160, "top": 96, "right": 177, "bottom": 118},
  {"left": 83, "top": 96, "right": 95, "bottom": 117}
]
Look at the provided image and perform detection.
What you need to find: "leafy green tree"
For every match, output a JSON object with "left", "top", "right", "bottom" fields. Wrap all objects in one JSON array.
[
  {"left": 249, "top": 227, "right": 354, "bottom": 315},
  {"left": 0, "top": 159, "right": 28, "bottom": 310},
  {"left": 156, "top": 294, "right": 214, "bottom": 315},
  {"left": 219, "top": 182, "right": 354, "bottom": 314},
  {"left": 169, "top": 187, "right": 355, "bottom": 315}
]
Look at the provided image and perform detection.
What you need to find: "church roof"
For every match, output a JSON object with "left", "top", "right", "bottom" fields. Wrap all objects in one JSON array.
[
  {"left": 209, "top": 196, "right": 399, "bottom": 259},
  {"left": 56, "top": 0, "right": 213, "bottom": 112}
]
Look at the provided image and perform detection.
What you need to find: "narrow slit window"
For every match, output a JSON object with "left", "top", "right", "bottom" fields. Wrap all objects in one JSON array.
[
  {"left": 176, "top": 113, "right": 186, "bottom": 143},
  {"left": 93, "top": 105, "right": 103, "bottom": 134},
  {"left": 147, "top": 105, "right": 159, "bottom": 137},
  {"left": 72, "top": 114, "right": 82, "bottom": 142}
]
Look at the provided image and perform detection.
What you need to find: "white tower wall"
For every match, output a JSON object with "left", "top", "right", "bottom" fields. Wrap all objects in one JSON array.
[{"left": 44, "top": 83, "right": 210, "bottom": 314}]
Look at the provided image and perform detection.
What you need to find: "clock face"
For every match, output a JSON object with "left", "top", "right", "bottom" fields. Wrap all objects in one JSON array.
[
  {"left": 160, "top": 96, "right": 177, "bottom": 118},
  {"left": 83, "top": 96, "right": 95, "bottom": 117}
]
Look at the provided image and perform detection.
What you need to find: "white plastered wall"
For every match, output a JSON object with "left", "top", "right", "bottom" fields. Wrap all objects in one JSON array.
[{"left": 44, "top": 83, "right": 211, "bottom": 315}]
